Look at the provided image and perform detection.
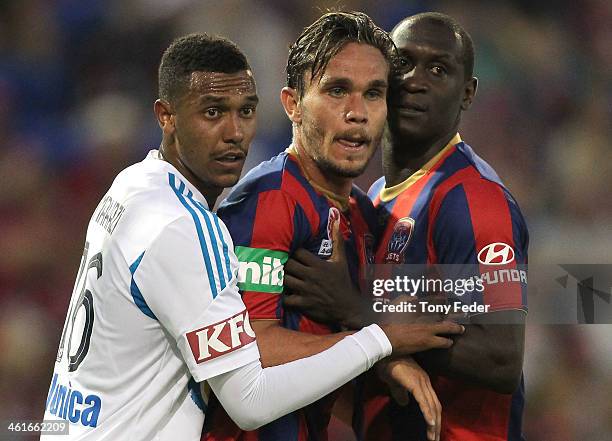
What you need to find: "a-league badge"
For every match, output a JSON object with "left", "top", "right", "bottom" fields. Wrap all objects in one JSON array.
[
  {"left": 384, "top": 217, "right": 415, "bottom": 263},
  {"left": 318, "top": 207, "right": 340, "bottom": 256},
  {"left": 318, "top": 207, "right": 340, "bottom": 257}
]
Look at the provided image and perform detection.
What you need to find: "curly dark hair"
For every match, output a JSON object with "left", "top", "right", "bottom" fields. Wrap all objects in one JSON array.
[
  {"left": 286, "top": 11, "right": 395, "bottom": 97},
  {"left": 158, "top": 33, "right": 251, "bottom": 103}
]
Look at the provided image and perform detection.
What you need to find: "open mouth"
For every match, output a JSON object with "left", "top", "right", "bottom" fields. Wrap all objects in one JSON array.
[
  {"left": 335, "top": 136, "right": 370, "bottom": 149},
  {"left": 215, "top": 151, "right": 246, "bottom": 163},
  {"left": 396, "top": 101, "right": 428, "bottom": 116}
]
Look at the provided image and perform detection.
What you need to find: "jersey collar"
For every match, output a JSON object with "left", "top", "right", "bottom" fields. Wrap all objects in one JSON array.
[
  {"left": 379, "top": 133, "right": 461, "bottom": 202},
  {"left": 148, "top": 149, "right": 211, "bottom": 210},
  {"left": 285, "top": 145, "right": 350, "bottom": 211}
]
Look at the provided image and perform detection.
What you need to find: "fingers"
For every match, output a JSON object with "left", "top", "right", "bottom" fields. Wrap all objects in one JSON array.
[
  {"left": 329, "top": 216, "right": 346, "bottom": 263},
  {"left": 284, "top": 258, "right": 309, "bottom": 281},
  {"left": 433, "top": 321, "right": 465, "bottom": 335},
  {"left": 283, "top": 273, "right": 307, "bottom": 292},
  {"left": 432, "top": 383, "right": 442, "bottom": 441},
  {"left": 429, "top": 335, "right": 455, "bottom": 349},
  {"left": 421, "top": 376, "right": 441, "bottom": 441},
  {"left": 387, "top": 361, "right": 438, "bottom": 441},
  {"left": 412, "top": 381, "right": 437, "bottom": 441},
  {"left": 291, "top": 248, "right": 322, "bottom": 266},
  {"left": 282, "top": 291, "right": 311, "bottom": 310}
]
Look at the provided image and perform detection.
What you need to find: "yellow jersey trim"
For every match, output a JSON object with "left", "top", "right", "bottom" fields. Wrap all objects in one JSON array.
[{"left": 379, "top": 133, "right": 462, "bottom": 202}]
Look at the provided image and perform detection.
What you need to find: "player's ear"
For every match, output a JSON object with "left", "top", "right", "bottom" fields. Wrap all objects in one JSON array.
[
  {"left": 154, "top": 99, "right": 176, "bottom": 134},
  {"left": 280, "top": 87, "right": 302, "bottom": 123},
  {"left": 461, "top": 77, "right": 478, "bottom": 111}
]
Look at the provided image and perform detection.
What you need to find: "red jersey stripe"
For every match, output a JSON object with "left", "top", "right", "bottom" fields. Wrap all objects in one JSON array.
[
  {"left": 281, "top": 168, "right": 319, "bottom": 237},
  {"left": 250, "top": 190, "right": 296, "bottom": 250},
  {"left": 462, "top": 179, "right": 523, "bottom": 310},
  {"left": 427, "top": 167, "right": 481, "bottom": 263},
  {"left": 375, "top": 146, "right": 457, "bottom": 263}
]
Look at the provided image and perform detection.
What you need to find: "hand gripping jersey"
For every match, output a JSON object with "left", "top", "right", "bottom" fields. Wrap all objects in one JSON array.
[
  {"left": 42, "top": 150, "right": 260, "bottom": 441},
  {"left": 362, "top": 134, "right": 528, "bottom": 441},
  {"left": 202, "top": 148, "right": 376, "bottom": 441}
]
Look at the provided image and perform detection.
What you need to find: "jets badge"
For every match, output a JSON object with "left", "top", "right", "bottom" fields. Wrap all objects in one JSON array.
[{"left": 384, "top": 217, "right": 415, "bottom": 264}]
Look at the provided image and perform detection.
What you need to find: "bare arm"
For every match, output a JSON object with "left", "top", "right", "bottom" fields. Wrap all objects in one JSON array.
[
  {"left": 414, "top": 310, "right": 525, "bottom": 394},
  {"left": 284, "top": 249, "right": 525, "bottom": 393}
]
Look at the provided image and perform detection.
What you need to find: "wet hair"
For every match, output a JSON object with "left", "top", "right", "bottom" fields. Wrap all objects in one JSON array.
[
  {"left": 395, "top": 12, "right": 475, "bottom": 79},
  {"left": 158, "top": 33, "right": 251, "bottom": 103},
  {"left": 286, "top": 11, "right": 395, "bottom": 97}
]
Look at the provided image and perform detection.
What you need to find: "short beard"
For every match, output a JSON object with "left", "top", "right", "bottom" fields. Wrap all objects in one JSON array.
[
  {"left": 300, "top": 113, "right": 373, "bottom": 179},
  {"left": 315, "top": 154, "right": 370, "bottom": 178}
]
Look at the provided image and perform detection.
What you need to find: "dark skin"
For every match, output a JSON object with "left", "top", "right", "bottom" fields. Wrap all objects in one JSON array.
[
  {"left": 154, "top": 70, "right": 258, "bottom": 207},
  {"left": 284, "top": 17, "right": 525, "bottom": 395}
]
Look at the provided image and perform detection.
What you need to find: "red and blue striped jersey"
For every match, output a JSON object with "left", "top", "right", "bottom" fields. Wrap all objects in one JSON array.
[
  {"left": 202, "top": 149, "right": 377, "bottom": 441},
  {"left": 362, "top": 134, "right": 528, "bottom": 441}
]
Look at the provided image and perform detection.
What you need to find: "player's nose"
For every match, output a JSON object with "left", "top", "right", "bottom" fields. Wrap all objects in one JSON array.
[
  {"left": 344, "top": 94, "right": 368, "bottom": 124},
  {"left": 222, "top": 113, "right": 245, "bottom": 144},
  {"left": 401, "top": 67, "right": 428, "bottom": 93}
]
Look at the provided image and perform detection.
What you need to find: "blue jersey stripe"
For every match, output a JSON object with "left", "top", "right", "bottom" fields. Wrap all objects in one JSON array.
[
  {"left": 191, "top": 192, "right": 231, "bottom": 284},
  {"left": 129, "top": 251, "right": 158, "bottom": 320},
  {"left": 211, "top": 214, "right": 233, "bottom": 282},
  {"left": 187, "top": 376, "right": 207, "bottom": 414},
  {"left": 168, "top": 173, "right": 219, "bottom": 299},
  {"left": 185, "top": 191, "right": 227, "bottom": 292}
]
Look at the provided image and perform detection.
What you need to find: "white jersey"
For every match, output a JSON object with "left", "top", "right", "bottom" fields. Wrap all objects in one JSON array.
[{"left": 42, "top": 150, "right": 260, "bottom": 440}]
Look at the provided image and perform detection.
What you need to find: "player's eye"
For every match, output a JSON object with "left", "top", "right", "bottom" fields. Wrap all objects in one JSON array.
[
  {"left": 328, "top": 87, "right": 347, "bottom": 97},
  {"left": 240, "top": 106, "right": 256, "bottom": 118},
  {"left": 204, "top": 108, "right": 221, "bottom": 118},
  {"left": 365, "top": 89, "right": 384, "bottom": 100},
  {"left": 430, "top": 65, "right": 447, "bottom": 76},
  {"left": 396, "top": 56, "right": 412, "bottom": 71}
]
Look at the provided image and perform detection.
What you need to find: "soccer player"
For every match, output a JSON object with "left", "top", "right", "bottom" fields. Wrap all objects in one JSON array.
[
  {"left": 284, "top": 12, "right": 528, "bottom": 441},
  {"left": 203, "top": 12, "right": 446, "bottom": 441},
  {"left": 41, "top": 32, "right": 463, "bottom": 441}
]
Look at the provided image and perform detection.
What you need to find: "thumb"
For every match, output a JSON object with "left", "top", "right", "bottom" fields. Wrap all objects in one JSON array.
[{"left": 329, "top": 216, "right": 346, "bottom": 263}]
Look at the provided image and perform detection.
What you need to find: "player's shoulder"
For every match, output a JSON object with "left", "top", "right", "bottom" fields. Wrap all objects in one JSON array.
[
  {"left": 350, "top": 184, "right": 375, "bottom": 212},
  {"left": 107, "top": 151, "right": 220, "bottom": 246},
  {"left": 434, "top": 142, "right": 527, "bottom": 234},
  {"left": 225, "top": 151, "right": 288, "bottom": 196},
  {"left": 439, "top": 141, "right": 520, "bottom": 206},
  {"left": 221, "top": 150, "right": 318, "bottom": 212},
  {"left": 367, "top": 176, "right": 386, "bottom": 201},
  {"left": 113, "top": 153, "right": 189, "bottom": 216},
  {"left": 452, "top": 142, "right": 505, "bottom": 187}
]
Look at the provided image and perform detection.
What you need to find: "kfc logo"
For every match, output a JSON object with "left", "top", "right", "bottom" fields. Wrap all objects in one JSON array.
[
  {"left": 187, "top": 310, "right": 256, "bottom": 363},
  {"left": 477, "top": 243, "right": 515, "bottom": 265}
]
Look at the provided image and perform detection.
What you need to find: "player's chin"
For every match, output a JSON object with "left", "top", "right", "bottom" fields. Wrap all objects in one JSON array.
[
  {"left": 395, "top": 119, "right": 431, "bottom": 140},
  {"left": 389, "top": 112, "right": 428, "bottom": 138},
  {"left": 330, "top": 157, "right": 370, "bottom": 178},
  {"left": 210, "top": 172, "right": 242, "bottom": 189}
]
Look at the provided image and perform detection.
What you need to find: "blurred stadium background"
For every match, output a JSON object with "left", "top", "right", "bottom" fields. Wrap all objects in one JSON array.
[{"left": 0, "top": 0, "right": 610, "bottom": 439}]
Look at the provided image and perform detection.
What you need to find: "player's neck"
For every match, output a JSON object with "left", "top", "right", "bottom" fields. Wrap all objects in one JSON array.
[
  {"left": 290, "top": 142, "right": 352, "bottom": 210},
  {"left": 159, "top": 145, "right": 220, "bottom": 208},
  {"left": 383, "top": 131, "right": 457, "bottom": 187}
]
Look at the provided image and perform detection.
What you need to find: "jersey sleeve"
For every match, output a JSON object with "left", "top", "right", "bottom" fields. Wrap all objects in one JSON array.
[
  {"left": 219, "top": 189, "right": 307, "bottom": 320},
  {"left": 429, "top": 179, "right": 528, "bottom": 313},
  {"left": 131, "top": 215, "right": 260, "bottom": 382}
]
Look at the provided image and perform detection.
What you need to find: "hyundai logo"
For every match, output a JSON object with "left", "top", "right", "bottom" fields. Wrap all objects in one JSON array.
[{"left": 477, "top": 243, "right": 515, "bottom": 265}]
